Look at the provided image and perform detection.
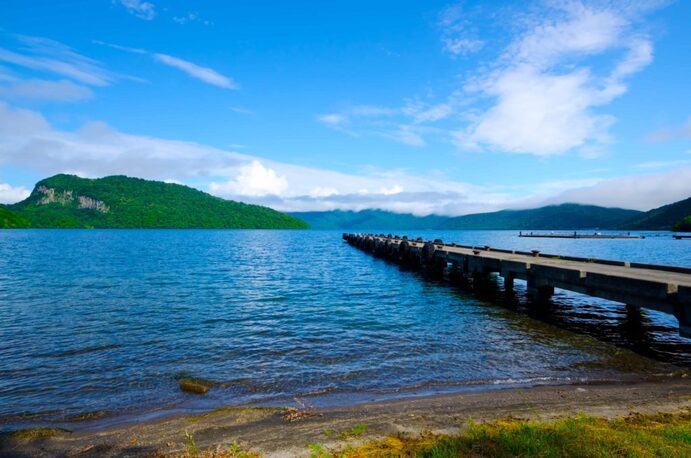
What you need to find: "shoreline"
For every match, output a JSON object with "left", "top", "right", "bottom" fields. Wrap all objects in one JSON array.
[
  {"left": 2, "top": 378, "right": 690, "bottom": 457},
  {"left": 0, "top": 370, "right": 679, "bottom": 434}
]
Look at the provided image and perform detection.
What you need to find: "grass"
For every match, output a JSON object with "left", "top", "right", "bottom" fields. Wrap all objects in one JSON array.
[
  {"left": 339, "top": 423, "right": 368, "bottom": 440},
  {"left": 162, "top": 431, "right": 260, "bottom": 458},
  {"left": 346, "top": 410, "right": 691, "bottom": 457}
]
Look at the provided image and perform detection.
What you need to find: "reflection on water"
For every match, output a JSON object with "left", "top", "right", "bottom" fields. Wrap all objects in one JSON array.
[{"left": 0, "top": 229, "right": 688, "bottom": 430}]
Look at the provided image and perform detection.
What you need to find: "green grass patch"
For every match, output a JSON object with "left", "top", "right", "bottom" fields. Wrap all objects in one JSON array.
[
  {"left": 348, "top": 410, "right": 691, "bottom": 457},
  {"left": 339, "top": 423, "right": 367, "bottom": 440}
]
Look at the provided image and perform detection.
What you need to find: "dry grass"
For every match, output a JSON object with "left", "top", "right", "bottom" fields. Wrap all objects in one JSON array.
[{"left": 282, "top": 398, "right": 322, "bottom": 422}]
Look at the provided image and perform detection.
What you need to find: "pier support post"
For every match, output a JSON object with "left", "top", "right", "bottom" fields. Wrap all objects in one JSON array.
[
  {"left": 504, "top": 273, "right": 515, "bottom": 293},
  {"left": 674, "top": 305, "right": 691, "bottom": 338},
  {"left": 527, "top": 276, "right": 554, "bottom": 303},
  {"left": 448, "top": 261, "right": 466, "bottom": 285}
]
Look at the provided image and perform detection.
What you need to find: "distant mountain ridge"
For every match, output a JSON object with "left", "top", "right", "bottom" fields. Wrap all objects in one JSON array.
[
  {"left": 292, "top": 204, "right": 644, "bottom": 230},
  {"left": 294, "top": 197, "right": 691, "bottom": 231},
  {"left": 0, "top": 174, "right": 308, "bottom": 229},
  {"left": 625, "top": 196, "right": 691, "bottom": 230},
  {"left": 2, "top": 174, "right": 689, "bottom": 231}
]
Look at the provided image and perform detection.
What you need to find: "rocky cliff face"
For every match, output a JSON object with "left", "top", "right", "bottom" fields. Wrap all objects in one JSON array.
[
  {"left": 37, "top": 186, "right": 109, "bottom": 213},
  {"left": 37, "top": 186, "right": 73, "bottom": 205},
  {"left": 78, "top": 196, "right": 109, "bottom": 213}
]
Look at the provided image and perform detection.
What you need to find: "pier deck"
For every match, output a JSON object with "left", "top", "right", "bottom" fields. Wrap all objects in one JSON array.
[{"left": 343, "top": 233, "right": 691, "bottom": 337}]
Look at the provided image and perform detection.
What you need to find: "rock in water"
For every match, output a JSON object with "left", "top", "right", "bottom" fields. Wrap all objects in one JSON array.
[{"left": 179, "top": 379, "right": 211, "bottom": 394}]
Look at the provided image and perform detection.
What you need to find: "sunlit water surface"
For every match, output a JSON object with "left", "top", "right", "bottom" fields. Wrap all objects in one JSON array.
[{"left": 0, "top": 229, "right": 689, "bottom": 430}]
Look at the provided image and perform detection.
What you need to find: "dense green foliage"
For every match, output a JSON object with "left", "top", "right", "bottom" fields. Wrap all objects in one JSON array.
[
  {"left": 0, "top": 206, "right": 30, "bottom": 228},
  {"left": 3, "top": 174, "right": 308, "bottom": 229},
  {"left": 627, "top": 196, "right": 691, "bottom": 230},
  {"left": 293, "top": 204, "right": 642, "bottom": 230},
  {"left": 673, "top": 215, "right": 691, "bottom": 232}
]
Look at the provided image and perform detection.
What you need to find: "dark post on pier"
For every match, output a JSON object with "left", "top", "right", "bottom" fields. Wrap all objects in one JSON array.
[{"left": 343, "top": 233, "right": 691, "bottom": 338}]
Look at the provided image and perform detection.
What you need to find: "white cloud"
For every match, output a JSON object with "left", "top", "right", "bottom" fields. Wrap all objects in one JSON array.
[
  {"left": 152, "top": 53, "right": 238, "bottom": 89},
  {"left": 317, "top": 113, "right": 348, "bottom": 128},
  {"left": 2, "top": 102, "right": 687, "bottom": 214},
  {"left": 118, "top": 0, "right": 156, "bottom": 21},
  {"left": 318, "top": 2, "right": 663, "bottom": 155},
  {"left": 455, "top": 2, "right": 659, "bottom": 156},
  {"left": 0, "top": 79, "right": 93, "bottom": 102},
  {"left": 380, "top": 185, "right": 404, "bottom": 195},
  {"left": 442, "top": 38, "right": 484, "bottom": 56},
  {"left": 210, "top": 161, "right": 288, "bottom": 197},
  {"left": 0, "top": 102, "right": 495, "bottom": 213},
  {"left": 0, "top": 182, "right": 30, "bottom": 204},
  {"left": 456, "top": 66, "right": 615, "bottom": 155},
  {"left": 536, "top": 167, "right": 691, "bottom": 211}
]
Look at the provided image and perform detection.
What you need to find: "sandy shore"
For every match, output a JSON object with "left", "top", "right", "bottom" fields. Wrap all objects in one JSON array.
[{"left": 2, "top": 378, "right": 690, "bottom": 457}]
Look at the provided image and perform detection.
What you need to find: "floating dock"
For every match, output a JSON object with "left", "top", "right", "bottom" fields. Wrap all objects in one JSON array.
[
  {"left": 519, "top": 231, "right": 644, "bottom": 239},
  {"left": 344, "top": 233, "right": 691, "bottom": 338}
]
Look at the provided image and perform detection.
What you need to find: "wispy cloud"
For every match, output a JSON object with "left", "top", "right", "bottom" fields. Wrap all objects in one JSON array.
[
  {"left": 153, "top": 54, "right": 238, "bottom": 89},
  {"left": 173, "top": 11, "right": 210, "bottom": 26},
  {"left": 117, "top": 0, "right": 156, "bottom": 21},
  {"left": 92, "top": 40, "right": 146, "bottom": 55},
  {"left": 0, "top": 78, "right": 93, "bottom": 102},
  {"left": 646, "top": 117, "right": 691, "bottom": 143},
  {"left": 635, "top": 158, "right": 691, "bottom": 170},
  {"left": 230, "top": 106, "right": 254, "bottom": 115},
  {"left": 93, "top": 40, "right": 239, "bottom": 89},
  {"left": 0, "top": 35, "right": 115, "bottom": 86},
  {"left": 438, "top": 3, "right": 485, "bottom": 57}
]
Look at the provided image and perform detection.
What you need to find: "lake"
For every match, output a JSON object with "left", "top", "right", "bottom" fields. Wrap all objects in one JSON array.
[{"left": 0, "top": 229, "right": 689, "bottom": 430}]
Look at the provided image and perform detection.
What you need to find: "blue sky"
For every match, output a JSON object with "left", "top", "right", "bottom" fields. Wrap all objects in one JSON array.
[{"left": 1, "top": 0, "right": 690, "bottom": 215}]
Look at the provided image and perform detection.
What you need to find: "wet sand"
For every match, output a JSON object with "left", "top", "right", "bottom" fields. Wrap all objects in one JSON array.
[{"left": 2, "top": 378, "right": 690, "bottom": 457}]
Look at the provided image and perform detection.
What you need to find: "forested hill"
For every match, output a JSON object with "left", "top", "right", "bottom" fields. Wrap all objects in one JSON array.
[
  {"left": 624, "top": 196, "right": 691, "bottom": 230},
  {"left": 290, "top": 210, "right": 449, "bottom": 230},
  {"left": 1, "top": 174, "right": 308, "bottom": 229},
  {"left": 443, "top": 204, "right": 642, "bottom": 230},
  {"left": 292, "top": 204, "right": 642, "bottom": 230}
]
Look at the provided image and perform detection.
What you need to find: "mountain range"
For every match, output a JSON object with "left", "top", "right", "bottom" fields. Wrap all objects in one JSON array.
[
  {"left": 1, "top": 174, "right": 689, "bottom": 230},
  {"left": 292, "top": 198, "right": 691, "bottom": 231}
]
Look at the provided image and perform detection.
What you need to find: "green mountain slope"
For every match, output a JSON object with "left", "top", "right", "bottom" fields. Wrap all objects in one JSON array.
[
  {"left": 3, "top": 174, "right": 308, "bottom": 229},
  {"left": 0, "top": 206, "right": 30, "bottom": 228},
  {"left": 625, "top": 196, "right": 691, "bottom": 230},
  {"left": 290, "top": 210, "right": 447, "bottom": 230},
  {"left": 442, "top": 204, "right": 642, "bottom": 230},
  {"left": 293, "top": 204, "right": 642, "bottom": 230}
]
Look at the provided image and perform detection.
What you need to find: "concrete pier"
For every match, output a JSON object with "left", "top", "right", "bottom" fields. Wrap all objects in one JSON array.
[{"left": 344, "top": 233, "right": 691, "bottom": 338}]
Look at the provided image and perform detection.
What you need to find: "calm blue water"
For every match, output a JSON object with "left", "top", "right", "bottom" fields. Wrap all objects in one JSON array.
[{"left": 0, "top": 229, "right": 689, "bottom": 430}]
